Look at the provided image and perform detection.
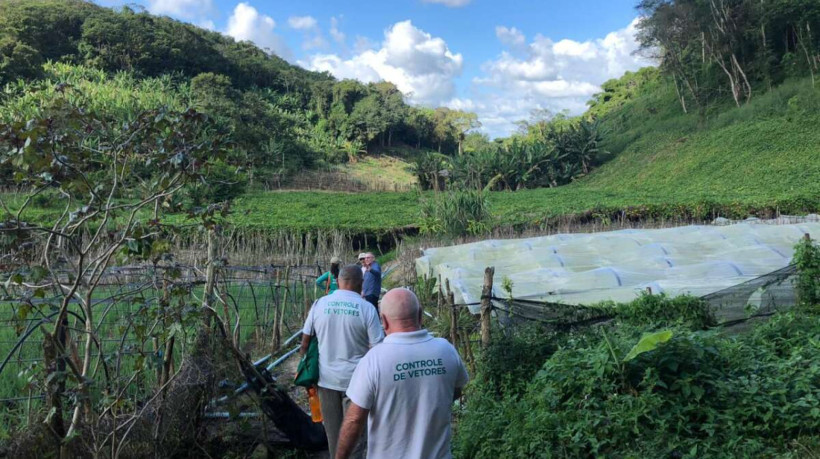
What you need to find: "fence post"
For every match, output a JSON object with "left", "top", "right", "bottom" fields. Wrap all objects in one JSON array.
[
  {"left": 436, "top": 274, "right": 443, "bottom": 313},
  {"left": 201, "top": 227, "right": 219, "bottom": 327},
  {"left": 480, "top": 266, "right": 495, "bottom": 349},
  {"left": 446, "top": 279, "right": 458, "bottom": 346},
  {"left": 272, "top": 301, "right": 281, "bottom": 353}
]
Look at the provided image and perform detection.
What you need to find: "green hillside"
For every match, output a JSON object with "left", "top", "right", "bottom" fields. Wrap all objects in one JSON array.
[{"left": 227, "top": 75, "right": 820, "bottom": 233}]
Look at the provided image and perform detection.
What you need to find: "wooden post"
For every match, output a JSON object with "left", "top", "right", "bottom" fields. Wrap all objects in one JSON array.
[
  {"left": 303, "top": 277, "right": 311, "bottom": 322},
  {"left": 446, "top": 279, "right": 458, "bottom": 346},
  {"left": 480, "top": 266, "right": 495, "bottom": 349},
  {"left": 202, "top": 227, "right": 219, "bottom": 327},
  {"left": 272, "top": 302, "right": 281, "bottom": 353},
  {"left": 436, "top": 274, "right": 443, "bottom": 313}
]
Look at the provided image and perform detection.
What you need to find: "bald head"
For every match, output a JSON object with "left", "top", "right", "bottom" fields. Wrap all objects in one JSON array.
[
  {"left": 338, "top": 265, "right": 363, "bottom": 293},
  {"left": 380, "top": 288, "right": 422, "bottom": 334}
]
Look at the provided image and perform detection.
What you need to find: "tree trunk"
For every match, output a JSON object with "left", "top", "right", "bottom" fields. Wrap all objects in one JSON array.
[
  {"left": 480, "top": 267, "right": 495, "bottom": 348},
  {"left": 731, "top": 53, "right": 752, "bottom": 103},
  {"left": 672, "top": 74, "right": 688, "bottom": 114},
  {"left": 42, "top": 331, "right": 66, "bottom": 454},
  {"left": 716, "top": 57, "right": 741, "bottom": 107}
]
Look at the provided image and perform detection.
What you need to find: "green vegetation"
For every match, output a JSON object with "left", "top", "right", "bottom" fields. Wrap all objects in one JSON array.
[
  {"left": 794, "top": 235, "right": 820, "bottom": 310},
  {"left": 454, "top": 298, "right": 820, "bottom": 458},
  {"left": 0, "top": 0, "right": 479, "bottom": 186},
  {"left": 336, "top": 155, "right": 417, "bottom": 189},
  {"left": 420, "top": 190, "right": 490, "bottom": 237},
  {"left": 2, "top": 0, "right": 819, "bottom": 237}
]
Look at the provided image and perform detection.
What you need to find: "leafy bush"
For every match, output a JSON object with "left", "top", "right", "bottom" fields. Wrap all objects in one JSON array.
[
  {"left": 474, "top": 323, "right": 559, "bottom": 397},
  {"left": 793, "top": 234, "right": 820, "bottom": 310},
  {"left": 419, "top": 190, "right": 490, "bottom": 237},
  {"left": 185, "top": 159, "right": 248, "bottom": 207},
  {"left": 455, "top": 297, "right": 820, "bottom": 458},
  {"left": 615, "top": 292, "right": 716, "bottom": 330}
]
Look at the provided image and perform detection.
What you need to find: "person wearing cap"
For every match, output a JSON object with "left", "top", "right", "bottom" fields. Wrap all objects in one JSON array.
[
  {"left": 316, "top": 256, "right": 341, "bottom": 295},
  {"left": 335, "top": 288, "right": 469, "bottom": 459},
  {"left": 357, "top": 253, "right": 367, "bottom": 275},
  {"left": 361, "top": 253, "right": 381, "bottom": 311},
  {"left": 301, "top": 265, "right": 384, "bottom": 459}
]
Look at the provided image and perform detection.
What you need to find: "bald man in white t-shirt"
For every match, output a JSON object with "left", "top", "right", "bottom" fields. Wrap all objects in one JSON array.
[{"left": 335, "top": 288, "right": 469, "bottom": 459}]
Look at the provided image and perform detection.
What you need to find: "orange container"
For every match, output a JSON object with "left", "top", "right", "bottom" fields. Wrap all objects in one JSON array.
[{"left": 307, "top": 386, "right": 323, "bottom": 423}]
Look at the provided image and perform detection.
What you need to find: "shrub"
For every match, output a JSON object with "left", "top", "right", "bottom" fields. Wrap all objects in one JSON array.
[
  {"left": 185, "top": 159, "right": 248, "bottom": 206},
  {"left": 454, "top": 304, "right": 820, "bottom": 458},
  {"left": 793, "top": 234, "right": 820, "bottom": 310},
  {"left": 419, "top": 190, "right": 490, "bottom": 237},
  {"left": 616, "top": 292, "right": 716, "bottom": 329}
]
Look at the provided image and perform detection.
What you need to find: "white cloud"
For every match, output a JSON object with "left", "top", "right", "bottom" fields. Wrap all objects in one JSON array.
[
  {"left": 421, "top": 0, "right": 472, "bottom": 7},
  {"left": 301, "top": 20, "right": 463, "bottom": 106},
  {"left": 288, "top": 15, "right": 327, "bottom": 50},
  {"left": 495, "top": 26, "right": 525, "bottom": 47},
  {"left": 353, "top": 35, "right": 377, "bottom": 53},
  {"left": 330, "top": 17, "right": 346, "bottom": 44},
  {"left": 302, "top": 35, "right": 328, "bottom": 50},
  {"left": 226, "top": 2, "right": 292, "bottom": 60},
  {"left": 199, "top": 19, "right": 216, "bottom": 31},
  {"left": 288, "top": 15, "right": 318, "bottom": 30},
  {"left": 464, "top": 17, "right": 654, "bottom": 137},
  {"left": 146, "top": 0, "right": 214, "bottom": 22}
]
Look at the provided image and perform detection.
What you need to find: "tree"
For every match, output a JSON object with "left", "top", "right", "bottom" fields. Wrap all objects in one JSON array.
[
  {"left": 448, "top": 110, "right": 481, "bottom": 155},
  {"left": 0, "top": 90, "right": 229, "bottom": 454},
  {"left": 371, "top": 81, "right": 405, "bottom": 147},
  {"left": 349, "top": 93, "right": 387, "bottom": 150},
  {"left": 432, "top": 107, "right": 457, "bottom": 153},
  {"left": 407, "top": 107, "right": 435, "bottom": 149},
  {"left": 0, "top": 38, "right": 42, "bottom": 83}
]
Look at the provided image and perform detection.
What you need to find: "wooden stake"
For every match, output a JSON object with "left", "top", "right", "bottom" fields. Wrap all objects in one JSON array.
[
  {"left": 480, "top": 266, "right": 495, "bottom": 349},
  {"left": 446, "top": 279, "right": 458, "bottom": 347},
  {"left": 272, "top": 301, "right": 281, "bottom": 353},
  {"left": 436, "top": 274, "right": 443, "bottom": 313}
]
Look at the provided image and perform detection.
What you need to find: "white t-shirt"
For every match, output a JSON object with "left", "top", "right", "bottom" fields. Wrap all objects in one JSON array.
[
  {"left": 346, "top": 329, "right": 469, "bottom": 459},
  {"left": 301, "top": 289, "right": 384, "bottom": 391}
]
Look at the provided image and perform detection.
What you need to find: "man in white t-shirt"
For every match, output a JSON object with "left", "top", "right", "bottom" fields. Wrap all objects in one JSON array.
[
  {"left": 300, "top": 265, "right": 384, "bottom": 458},
  {"left": 335, "top": 288, "right": 469, "bottom": 459}
]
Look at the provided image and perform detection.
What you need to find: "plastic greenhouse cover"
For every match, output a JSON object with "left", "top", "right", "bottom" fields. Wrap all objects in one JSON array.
[{"left": 416, "top": 220, "right": 820, "bottom": 313}]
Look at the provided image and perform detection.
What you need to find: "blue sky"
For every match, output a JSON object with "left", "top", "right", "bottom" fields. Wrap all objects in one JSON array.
[{"left": 99, "top": 0, "right": 654, "bottom": 137}]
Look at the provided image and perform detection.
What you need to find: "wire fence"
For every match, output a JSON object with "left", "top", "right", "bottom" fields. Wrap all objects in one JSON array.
[
  {"left": 0, "top": 263, "right": 326, "bottom": 408},
  {"left": 416, "top": 264, "right": 801, "bottom": 371}
]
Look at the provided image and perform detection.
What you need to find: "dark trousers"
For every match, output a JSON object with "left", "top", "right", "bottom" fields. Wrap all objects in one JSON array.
[{"left": 364, "top": 294, "right": 379, "bottom": 313}]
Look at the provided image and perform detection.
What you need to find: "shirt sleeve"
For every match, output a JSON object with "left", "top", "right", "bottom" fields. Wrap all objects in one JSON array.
[
  {"left": 365, "top": 304, "right": 385, "bottom": 345},
  {"left": 346, "top": 355, "right": 376, "bottom": 410},
  {"left": 301, "top": 301, "right": 315, "bottom": 335},
  {"left": 453, "top": 347, "right": 469, "bottom": 389},
  {"left": 315, "top": 272, "right": 328, "bottom": 287},
  {"left": 370, "top": 262, "right": 382, "bottom": 276}
]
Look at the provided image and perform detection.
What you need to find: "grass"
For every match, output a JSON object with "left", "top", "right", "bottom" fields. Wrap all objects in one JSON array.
[{"left": 335, "top": 155, "right": 417, "bottom": 189}]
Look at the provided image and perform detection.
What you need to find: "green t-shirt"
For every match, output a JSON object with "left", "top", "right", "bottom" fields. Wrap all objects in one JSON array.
[{"left": 316, "top": 271, "right": 338, "bottom": 294}]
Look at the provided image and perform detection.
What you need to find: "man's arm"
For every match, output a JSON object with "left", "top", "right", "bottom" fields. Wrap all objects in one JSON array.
[
  {"left": 335, "top": 403, "right": 369, "bottom": 459},
  {"left": 299, "top": 333, "right": 311, "bottom": 356}
]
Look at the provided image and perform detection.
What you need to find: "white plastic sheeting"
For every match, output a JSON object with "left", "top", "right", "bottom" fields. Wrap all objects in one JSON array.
[{"left": 416, "top": 221, "right": 820, "bottom": 313}]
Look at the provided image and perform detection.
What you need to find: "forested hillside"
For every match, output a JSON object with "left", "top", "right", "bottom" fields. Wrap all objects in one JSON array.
[
  {"left": 1, "top": 0, "right": 819, "bottom": 235},
  {"left": 0, "top": 0, "right": 477, "bottom": 187}
]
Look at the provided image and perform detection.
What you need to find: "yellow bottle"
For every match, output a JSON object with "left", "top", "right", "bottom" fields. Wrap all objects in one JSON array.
[{"left": 307, "top": 386, "right": 323, "bottom": 423}]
